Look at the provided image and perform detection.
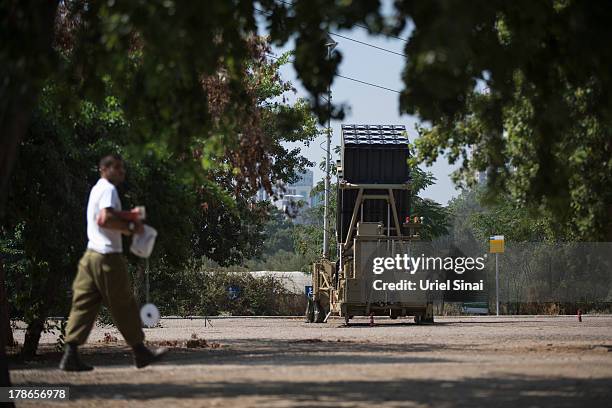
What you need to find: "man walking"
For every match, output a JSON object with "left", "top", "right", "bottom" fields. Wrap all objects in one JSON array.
[{"left": 59, "top": 154, "right": 167, "bottom": 371}]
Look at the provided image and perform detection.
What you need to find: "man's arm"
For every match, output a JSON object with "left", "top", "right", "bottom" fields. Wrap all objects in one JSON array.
[{"left": 97, "top": 208, "right": 144, "bottom": 235}]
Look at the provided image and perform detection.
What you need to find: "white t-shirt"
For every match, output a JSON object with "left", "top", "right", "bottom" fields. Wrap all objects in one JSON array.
[{"left": 86, "top": 178, "right": 123, "bottom": 254}]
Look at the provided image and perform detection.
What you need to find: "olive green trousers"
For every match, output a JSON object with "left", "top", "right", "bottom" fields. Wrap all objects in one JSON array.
[{"left": 65, "top": 250, "right": 144, "bottom": 346}]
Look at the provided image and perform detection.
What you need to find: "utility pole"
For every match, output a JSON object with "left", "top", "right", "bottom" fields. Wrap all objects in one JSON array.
[
  {"left": 495, "top": 252, "right": 499, "bottom": 316},
  {"left": 489, "top": 235, "right": 504, "bottom": 316},
  {"left": 323, "top": 37, "right": 337, "bottom": 259}
]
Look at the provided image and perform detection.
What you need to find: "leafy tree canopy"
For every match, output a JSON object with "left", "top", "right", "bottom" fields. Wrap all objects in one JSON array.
[
  {"left": 1, "top": 40, "right": 318, "bottom": 356},
  {"left": 3, "top": 1, "right": 612, "bottom": 239},
  {"left": 0, "top": 0, "right": 383, "bottom": 209},
  {"left": 399, "top": 1, "right": 612, "bottom": 240}
]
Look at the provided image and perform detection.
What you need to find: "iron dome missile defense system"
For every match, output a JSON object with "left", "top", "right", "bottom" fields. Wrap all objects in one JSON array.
[{"left": 307, "top": 124, "right": 434, "bottom": 325}]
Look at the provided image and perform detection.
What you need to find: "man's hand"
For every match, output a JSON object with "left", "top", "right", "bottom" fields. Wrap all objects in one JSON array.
[
  {"left": 97, "top": 208, "right": 144, "bottom": 235},
  {"left": 115, "top": 208, "right": 144, "bottom": 221}
]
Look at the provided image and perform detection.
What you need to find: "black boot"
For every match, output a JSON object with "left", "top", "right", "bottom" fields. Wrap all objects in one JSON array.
[
  {"left": 59, "top": 343, "right": 94, "bottom": 372},
  {"left": 132, "top": 343, "right": 168, "bottom": 369}
]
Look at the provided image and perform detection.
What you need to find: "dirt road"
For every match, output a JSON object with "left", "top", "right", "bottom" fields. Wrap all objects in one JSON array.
[{"left": 8, "top": 315, "right": 612, "bottom": 407}]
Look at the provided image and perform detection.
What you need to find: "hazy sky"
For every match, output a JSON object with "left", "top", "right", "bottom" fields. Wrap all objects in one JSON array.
[{"left": 257, "top": 8, "right": 461, "bottom": 205}]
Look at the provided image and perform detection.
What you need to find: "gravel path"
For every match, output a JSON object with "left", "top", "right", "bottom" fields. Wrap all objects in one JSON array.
[{"left": 8, "top": 315, "right": 612, "bottom": 407}]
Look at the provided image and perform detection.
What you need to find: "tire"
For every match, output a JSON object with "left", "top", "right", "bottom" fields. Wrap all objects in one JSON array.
[
  {"left": 423, "top": 302, "right": 434, "bottom": 324},
  {"left": 314, "top": 301, "right": 326, "bottom": 323},
  {"left": 305, "top": 298, "right": 315, "bottom": 323}
]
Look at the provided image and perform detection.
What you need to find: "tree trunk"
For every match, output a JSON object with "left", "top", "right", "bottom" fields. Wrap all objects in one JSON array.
[
  {"left": 0, "top": 90, "right": 38, "bottom": 223},
  {"left": 0, "top": 264, "right": 12, "bottom": 404},
  {"left": 0, "top": 259, "right": 15, "bottom": 406},
  {"left": 0, "top": 346, "right": 13, "bottom": 408},
  {"left": 0, "top": 1, "right": 58, "bottom": 396},
  {"left": 20, "top": 271, "right": 61, "bottom": 360},
  {"left": 0, "top": 0, "right": 58, "bottom": 217},
  {"left": 0, "top": 259, "right": 14, "bottom": 348},
  {"left": 21, "top": 318, "right": 45, "bottom": 359}
]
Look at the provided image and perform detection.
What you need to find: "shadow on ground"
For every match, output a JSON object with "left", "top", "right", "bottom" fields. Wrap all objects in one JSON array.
[
  {"left": 15, "top": 376, "right": 612, "bottom": 407},
  {"left": 8, "top": 339, "right": 463, "bottom": 370}
]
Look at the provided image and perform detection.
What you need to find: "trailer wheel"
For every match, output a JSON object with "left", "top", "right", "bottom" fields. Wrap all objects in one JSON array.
[
  {"left": 314, "top": 301, "right": 326, "bottom": 323},
  {"left": 305, "top": 298, "right": 315, "bottom": 323},
  {"left": 422, "top": 303, "right": 434, "bottom": 324}
]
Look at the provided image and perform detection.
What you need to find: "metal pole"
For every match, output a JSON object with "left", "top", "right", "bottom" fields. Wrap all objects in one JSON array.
[
  {"left": 495, "top": 253, "right": 499, "bottom": 316},
  {"left": 145, "top": 258, "right": 150, "bottom": 304},
  {"left": 323, "top": 40, "right": 336, "bottom": 258},
  {"left": 322, "top": 119, "right": 331, "bottom": 258}
]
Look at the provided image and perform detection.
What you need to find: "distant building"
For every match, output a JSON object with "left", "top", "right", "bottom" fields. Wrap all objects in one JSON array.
[
  {"left": 287, "top": 170, "right": 313, "bottom": 205},
  {"left": 477, "top": 170, "right": 487, "bottom": 185},
  {"left": 255, "top": 169, "right": 317, "bottom": 222}
]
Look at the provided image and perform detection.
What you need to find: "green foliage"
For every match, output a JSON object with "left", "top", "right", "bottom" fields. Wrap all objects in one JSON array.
[
  {"left": 246, "top": 249, "right": 307, "bottom": 272},
  {"left": 5, "top": 0, "right": 611, "bottom": 344},
  {"left": 399, "top": 2, "right": 612, "bottom": 240},
  {"left": 1, "top": 1, "right": 383, "bottom": 199},
  {"left": 2, "top": 38, "right": 319, "bottom": 355},
  {"left": 292, "top": 222, "right": 326, "bottom": 272},
  {"left": 150, "top": 258, "right": 295, "bottom": 316},
  {"left": 96, "top": 307, "right": 115, "bottom": 328},
  {"left": 447, "top": 187, "right": 563, "bottom": 244},
  {"left": 51, "top": 319, "right": 68, "bottom": 352},
  {"left": 408, "top": 166, "right": 450, "bottom": 240},
  {"left": 121, "top": 155, "right": 197, "bottom": 267},
  {"left": 291, "top": 160, "right": 336, "bottom": 270},
  {"left": 244, "top": 207, "right": 318, "bottom": 272},
  {"left": 469, "top": 199, "right": 560, "bottom": 244},
  {"left": 442, "top": 188, "right": 612, "bottom": 313},
  {"left": 260, "top": 208, "right": 297, "bottom": 256},
  {"left": 1, "top": 103, "right": 98, "bottom": 328},
  {"left": 5, "top": 1, "right": 612, "bottom": 241},
  {"left": 260, "top": 98, "right": 319, "bottom": 190},
  {"left": 191, "top": 194, "right": 268, "bottom": 267}
]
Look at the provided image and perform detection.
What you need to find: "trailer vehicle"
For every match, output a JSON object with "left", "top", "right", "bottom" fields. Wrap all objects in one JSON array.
[{"left": 306, "top": 124, "right": 434, "bottom": 325}]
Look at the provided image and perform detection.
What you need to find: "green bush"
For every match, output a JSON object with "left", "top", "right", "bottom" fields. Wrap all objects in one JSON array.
[{"left": 146, "top": 258, "right": 295, "bottom": 317}]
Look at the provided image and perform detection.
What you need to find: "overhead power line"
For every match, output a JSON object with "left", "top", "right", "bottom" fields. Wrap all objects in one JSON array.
[
  {"left": 254, "top": 7, "right": 407, "bottom": 59},
  {"left": 336, "top": 74, "right": 401, "bottom": 93},
  {"left": 265, "top": 53, "right": 401, "bottom": 94},
  {"left": 327, "top": 32, "right": 406, "bottom": 57}
]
